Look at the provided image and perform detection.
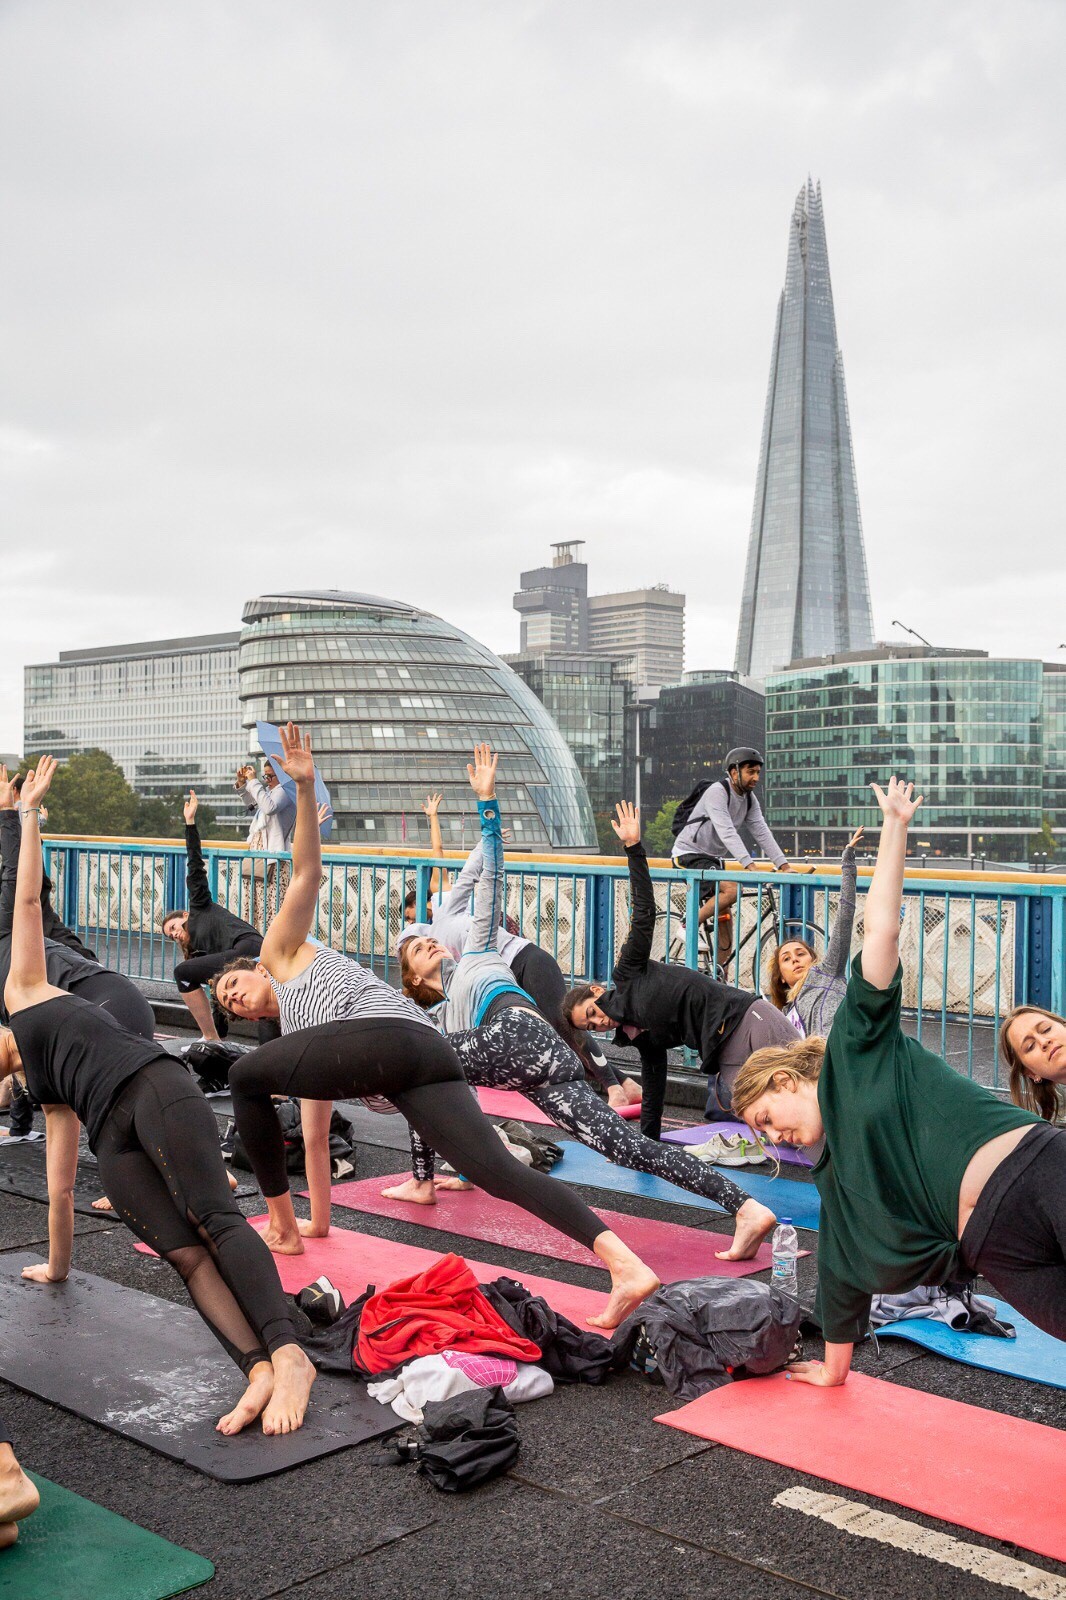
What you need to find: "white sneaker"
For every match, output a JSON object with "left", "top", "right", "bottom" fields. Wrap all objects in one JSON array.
[
  {"left": 668, "top": 922, "right": 688, "bottom": 961},
  {"left": 688, "top": 1134, "right": 751, "bottom": 1167}
]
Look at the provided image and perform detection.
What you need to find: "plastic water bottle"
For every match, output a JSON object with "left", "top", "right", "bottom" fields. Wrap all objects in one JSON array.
[{"left": 771, "top": 1217, "right": 800, "bottom": 1302}]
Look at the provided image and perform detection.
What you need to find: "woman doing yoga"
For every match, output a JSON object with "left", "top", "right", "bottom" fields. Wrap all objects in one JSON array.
[
  {"left": 214, "top": 731, "right": 659, "bottom": 1328},
  {"left": 0, "top": 758, "right": 316, "bottom": 1437},
  {"left": 731, "top": 777, "right": 1062, "bottom": 1387},
  {"left": 765, "top": 829, "right": 863, "bottom": 1038},
  {"left": 999, "top": 1005, "right": 1066, "bottom": 1124},
  {"left": 400, "top": 789, "right": 777, "bottom": 1261}
]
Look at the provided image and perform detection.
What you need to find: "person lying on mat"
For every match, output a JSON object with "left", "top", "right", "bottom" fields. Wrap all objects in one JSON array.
[
  {"left": 214, "top": 731, "right": 660, "bottom": 1328},
  {"left": 398, "top": 794, "right": 641, "bottom": 1112},
  {"left": 999, "top": 1005, "right": 1066, "bottom": 1125},
  {"left": 731, "top": 776, "right": 1057, "bottom": 1387},
  {"left": 161, "top": 794, "right": 279, "bottom": 1046},
  {"left": 0, "top": 756, "right": 316, "bottom": 1438},
  {"left": 399, "top": 790, "right": 777, "bottom": 1261},
  {"left": 561, "top": 802, "right": 799, "bottom": 1139},
  {"left": 765, "top": 828, "right": 864, "bottom": 1038}
]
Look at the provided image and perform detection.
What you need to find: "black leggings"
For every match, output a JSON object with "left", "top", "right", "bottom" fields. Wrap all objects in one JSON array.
[
  {"left": 415, "top": 1008, "right": 751, "bottom": 1216},
  {"left": 96, "top": 1059, "right": 298, "bottom": 1374},
  {"left": 229, "top": 1019, "right": 606, "bottom": 1250},
  {"left": 68, "top": 969, "right": 155, "bottom": 1040},
  {"left": 960, "top": 1123, "right": 1066, "bottom": 1342},
  {"left": 509, "top": 943, "right": 620, "bottom": 1092}
]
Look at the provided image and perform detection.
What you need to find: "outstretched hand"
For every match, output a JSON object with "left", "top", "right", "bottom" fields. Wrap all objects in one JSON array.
[
  {"left": 610, "top": 799, "right": 641, "bottom": 849},
  {"left": 0, "top": 765, "right": 14, "bottom": 811},
  {"left": 871, "top": 776, "right": 923, "bottom": 825},
  {"left": 276, "top": 722, "right": 315, "bottom": 786},
  {"left": 19, "top": 757, "right": 57, "bottom": 810},
  {"left": 467, "top": 743, "right": 498, "bottom": 801},
  {"left": 184, "top": 789, "right": 199, "bottom": 825},
  {"left": 317, "top": 802, "right": 333, "bottom": 827},
  {"left": 846, "top": 826, "right": 864, "bottom": 851},
  {"left": 422, "top": 792, "right": 442, "bottom": 818}
]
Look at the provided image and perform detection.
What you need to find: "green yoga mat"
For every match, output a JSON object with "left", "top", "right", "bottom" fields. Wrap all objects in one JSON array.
[{"left": 0, "top": 1474, "right": 213, "bottom": 1599}]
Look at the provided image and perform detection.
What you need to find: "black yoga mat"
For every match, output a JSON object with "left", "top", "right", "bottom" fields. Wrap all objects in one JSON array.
[
  {"left": 0, "top": 1252, "right": 397, "bottom": 1482},
  {"left": 0, "top": 1141, "right": 257, "bottom": 1215}
]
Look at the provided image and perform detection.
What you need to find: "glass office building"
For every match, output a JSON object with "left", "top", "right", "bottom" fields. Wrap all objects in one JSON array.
[
  {"left": 1043, "top": 664, "right": 1066, "bottom": 844},
  {"left": 735, "top": 179, "right": 875, "bottom": 679},
  {"left": 239, "top": 591, "right": 596, "bottom": 850},
  {"left": 506, "top": 653, "right": 631, "bottom": 815},
  {"left": 765, "top": 647, "right": 1044, "bottom": 859},
  {"left": 642, "top": 672, "right": 767, "bottom": 819},
  {"left": 23, "top": 633, "right": 246, "bottom": 828}
]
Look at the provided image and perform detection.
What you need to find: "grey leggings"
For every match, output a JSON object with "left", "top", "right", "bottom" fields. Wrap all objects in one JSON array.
[
  {"left": 706, "top": 1002, "right": 801, "bottom": 1115},
  {"left": 412, "top": 1006, "right": 752, "bottom": 1216}
]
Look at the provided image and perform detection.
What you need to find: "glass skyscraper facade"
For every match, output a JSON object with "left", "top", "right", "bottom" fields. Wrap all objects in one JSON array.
[
  {"left": 507, "top": 653, "right": 631, "bottom": 815},
  {"left": 642, "top": 672, "right": 766, "bottom": 819},
  {"left": 764, "top": 648, "right": 1045, "bottom": 860},
  {"left": 239, "top": 591, "right": 596, "bottom": 850},
  {"left": 1042, "top": 665, "right": 1066, "bottom": 841},
  {"left": 23, "top": 633, "right": 247, "bottom": 827},
  {"left": 735, "top": 179, "right": 875, "bottom": 680}
]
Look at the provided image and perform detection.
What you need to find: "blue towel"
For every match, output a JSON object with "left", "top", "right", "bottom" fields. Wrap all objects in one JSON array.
[
  {"left": 547, "top": 1141, "right": 821, "bottom": 1231},
  {"left": 877, "top": 1299, "right": 1066, "bottom": 1391}
]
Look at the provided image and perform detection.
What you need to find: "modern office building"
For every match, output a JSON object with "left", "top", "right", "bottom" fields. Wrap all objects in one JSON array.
[
  {"left": 641, "top": 671, "right": 767, "bottom": 819},
  {"left": 1042, "top": 664, "right": 1066, "bottom": 843},
  {"left": 513, "top": 543, "right": 589, "bottom": 655},
  {"left": 23, "top": 633, "right": 246, "bottom": 827},
  {"left": 587, "top": 586, "right": 685, "bottom": 688},
  {"left": 506, "top": 653, "right": 631, "bottom": 814},
  {"left": 239, "top": 591, "right": 597, "bottom": 850},
  {"left": 735, "top": 179, "right": 875, "bottom": 680},
  {"left": 764, "top": 645, "right": 1046, "bottom": 860}
]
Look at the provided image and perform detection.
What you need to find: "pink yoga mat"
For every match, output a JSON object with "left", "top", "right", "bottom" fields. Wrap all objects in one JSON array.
[
  {"left": 658, "top": 1371, "right": 1066, "bottom": 1564},
  {"left": 136, "top": 1219, "right": 606, "bottom": 1327},
  {"left": 318, "top": 1175, "right": 786, "bottom": 1279},
  {"left": 662, "top": 1122, "right": 812, "bottom": 1167},
  {"left": 476, "top": 1087, "right": 640, "bottom": 1124}
]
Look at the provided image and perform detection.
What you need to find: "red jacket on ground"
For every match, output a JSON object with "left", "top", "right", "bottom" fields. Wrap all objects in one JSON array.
[{"left": 355, "top": 1252, "right": 544, "bottom": 1376}]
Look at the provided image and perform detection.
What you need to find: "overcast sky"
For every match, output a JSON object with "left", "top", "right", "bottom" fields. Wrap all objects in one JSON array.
[{"left": 2, "top": 0, "right": 1064, "bottom": 752}]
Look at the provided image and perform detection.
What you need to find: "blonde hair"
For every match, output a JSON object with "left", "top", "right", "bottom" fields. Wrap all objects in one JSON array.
[
  {"left": 765, "top": 940, "right": 816, "bottom": 1012},
  {"left": 731, "top": 1036, "right": 827, "bottom": 1120},
  {"left": 999, "top": 1005, "right": 1066, "bottom": 1124}
]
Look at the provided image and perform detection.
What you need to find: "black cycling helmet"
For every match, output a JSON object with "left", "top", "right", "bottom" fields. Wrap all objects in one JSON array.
[{"left": 725, "top": 746, "right": 764, "bottom": 773}]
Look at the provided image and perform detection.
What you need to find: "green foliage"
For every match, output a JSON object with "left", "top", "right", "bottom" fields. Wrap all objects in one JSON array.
[
  {"left": 643, "top": 799, "right": 680, "bottom": 859},
  {"left": 594, "top": 811, "right": 620, "bottom": 857},
  {"left": 42, "top": 749, "right": 139, "bottom": 836},
  {"left": 1029, "top": 811, "right": 1058, "bottom": 860}
]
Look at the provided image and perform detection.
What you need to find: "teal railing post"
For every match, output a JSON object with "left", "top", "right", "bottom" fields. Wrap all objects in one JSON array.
[
  {"left": 1051, "top": 890, "right": 1066, "bottom": 1017},
  {"left": 414, "top": 861, "right": 433, "bottom": 922}
]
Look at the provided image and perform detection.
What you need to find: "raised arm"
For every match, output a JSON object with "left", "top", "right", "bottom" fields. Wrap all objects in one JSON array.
[
  {"left": 611, "top": 801, "right": 656, "bottom": 983},
  {"left": 4, "top": 758, "right": 58, "bottom": 1004},
  {"left": 183, "top": 791, "right": 215, "bottom": 912},
  {"left": 259, "top": 725, "right": 322, "bottom": 972},
  {"left": 0, "top": 768, "right": 21, "bottom": 941},
  {"left": 820, "top": 828, "right": 863, "bottom": 980},
  {"left": 422, "top": 793, "right": 445, "bottom": 897},
  {"left": 462, "top": 745, "right": 502, "bottom": 956},
  {"left": 438, "top": 838, "right": 485, "bottom": 915},
  {"left": 862, "top": 780, "right": 921, "bottom": 991}
]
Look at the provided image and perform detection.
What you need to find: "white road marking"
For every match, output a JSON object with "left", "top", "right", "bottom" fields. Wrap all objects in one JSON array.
[{"left": 773, "top": 1486, "right": 1066, "bottom": 1599}]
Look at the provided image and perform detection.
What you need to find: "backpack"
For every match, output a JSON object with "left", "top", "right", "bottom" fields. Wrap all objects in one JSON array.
[
  {"left": 671, "top": 777, "right": 752, "bottom": 840},
  {"left": 223, "top": 1098, "right": 356, "bottom": 1179}
]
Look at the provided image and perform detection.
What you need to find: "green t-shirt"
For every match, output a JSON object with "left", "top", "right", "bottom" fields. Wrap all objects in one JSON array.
[{"left": 812, "top": 954, "right": 1040, "bottom": 1344}]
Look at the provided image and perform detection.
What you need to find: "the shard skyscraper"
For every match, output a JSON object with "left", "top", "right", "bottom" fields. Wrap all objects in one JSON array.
[{"left": 734, "top": 179, "right": 875, "bottom": 679}]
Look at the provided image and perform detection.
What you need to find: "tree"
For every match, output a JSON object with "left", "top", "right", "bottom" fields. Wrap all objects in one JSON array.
[
  {"left": 41, "top": 749, "right": 138, "bottom": 836},
  {"left": 644, "top": 799, "right": 680, "bottom": 859},
  {"left": 1029, "top": 812, "right": 1058, "bottom": 862},
  {"left": 594, "top": 811, "right": 620, "bottom": 857}
]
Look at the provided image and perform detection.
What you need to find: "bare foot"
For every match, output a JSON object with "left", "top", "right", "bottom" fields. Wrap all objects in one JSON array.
[
  {"left": 263, "top": 1344, "right": 316, "bottom": 1435},
  {"left": 0, "top": 1460, "right": 40, "bottom": 1526},
  {"left": 0, "top": 1523, "right": 17, "bottom": 1549},
  {"left": 91, "top": 1195, "right": 114, "bottom": 1212},
  {"left": 296, "top": 1218, "right": 329, "bottom": 1238},
  {"left": 381, "top": 1177, "right": 437, "bottom": 1205},
  {"left": 714, "top": 1198, "right": 776, "bottom": 1261},
  {"left": 587, "top": 1263, "right": 660, "bottom": 1331},
  {"left": 607, "top": 1086, "right": 627, "bottom": 1109},
  {"left": 261, "top": 1229, "right": 305, "bottom": 1256},
  {"left": 434, "top": 1176, "right": 473, "bottom": 1191},
  {"left": 227, "top": 1170, "right": 239, "bottom": 1192},
  {"left": 217, "top": 1363, "right": 274, "bottom": 1435},
  {"left": 622, "top": 1078, "right": 643, "bottom": 1106}
]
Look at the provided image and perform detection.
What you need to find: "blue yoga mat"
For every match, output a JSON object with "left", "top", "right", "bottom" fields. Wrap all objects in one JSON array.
[
  {"left": 877, "top": 1299, "right": 1066, "bottom": 1390},
  {"left": 547, "top": 1141, "right": 821, "bottom": 1231}
]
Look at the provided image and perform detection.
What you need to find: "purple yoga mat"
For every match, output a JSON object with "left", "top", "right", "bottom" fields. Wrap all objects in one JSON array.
[
  {"left": 317, "top": 1174, "right": 790, "bottom": 1279},
  {"left": 662, "top": 1122, "right": 813, "bottom": 1167}
]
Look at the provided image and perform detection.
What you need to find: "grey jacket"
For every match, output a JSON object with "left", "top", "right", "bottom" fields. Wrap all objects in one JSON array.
[{"left": 786, "top": 844, "right": 856, "bottom": 1038}]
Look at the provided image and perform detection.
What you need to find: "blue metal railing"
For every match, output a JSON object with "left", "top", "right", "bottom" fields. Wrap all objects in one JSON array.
[{"left": 36, "top": 836, "right": 1066, "bottom": 1091}]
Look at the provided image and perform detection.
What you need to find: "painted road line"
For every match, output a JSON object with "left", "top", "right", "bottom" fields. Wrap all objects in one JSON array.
[{"left": 773, "top": 1487, "right": 1066, "bottom": 1598}]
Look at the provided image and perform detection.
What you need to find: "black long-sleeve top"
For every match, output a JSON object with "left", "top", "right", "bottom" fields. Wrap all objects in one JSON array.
[
  {"left": 596, "top": 842, "right": 755, "bottom": 1072},
  {"left": 182, "top": 824, "right": 259, "bottom": 955}
]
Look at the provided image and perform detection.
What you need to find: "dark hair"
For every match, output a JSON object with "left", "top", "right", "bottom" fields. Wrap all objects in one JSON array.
[
  {"left": 765, "top": 939, "right": 817, "bottom": 1011},
  {"left": 999, "top": 1005, "right": 1066, "bottom": 1123},
  {"left": 398, "top": 943, "right": 443, "bottom": 1009},
  {"left": 212, "top": 955, "right": 260, "bottom": 1013},
  {"left": 561, "top": 982, "right": 602, "bottom": 1026},
  {"left": 11, "top": 773, "right": 24, "bottom": 796},
  {"left": 403, "top": 888, "right": 417, "bottom": 912},
  {"left": 160, "top": 907, "right": 185, "bottom": 930}
]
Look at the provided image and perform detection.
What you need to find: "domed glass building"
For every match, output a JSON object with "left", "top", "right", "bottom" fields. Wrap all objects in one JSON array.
[{"left": 239, "top": 591, "right": 596, "bottom": 851}]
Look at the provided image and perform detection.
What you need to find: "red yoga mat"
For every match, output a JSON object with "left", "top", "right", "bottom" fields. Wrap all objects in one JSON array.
[
  {"left": 657, "top": 1371, "right": 1066, "bottom": 1564},
  {"left": 317, "top": 1174, "right": 785, "bottom": 1280},
  {"left": 135, "top": 1219, "right": 606, "bottom": 1327},
  {"left": 476, "top": 1087, "right": 640, "bottom": 1124}
]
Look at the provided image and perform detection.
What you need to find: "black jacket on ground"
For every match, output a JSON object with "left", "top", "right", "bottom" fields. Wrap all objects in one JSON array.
[
  {"left": 596, "top": 842, "right": 755, "bottom": 1137},
  {"left": 183, "top": 824, "right": 258, "bottom": 954},
  {"left": 0, "top": 809, "right": 103, "bottom": 1009}
]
